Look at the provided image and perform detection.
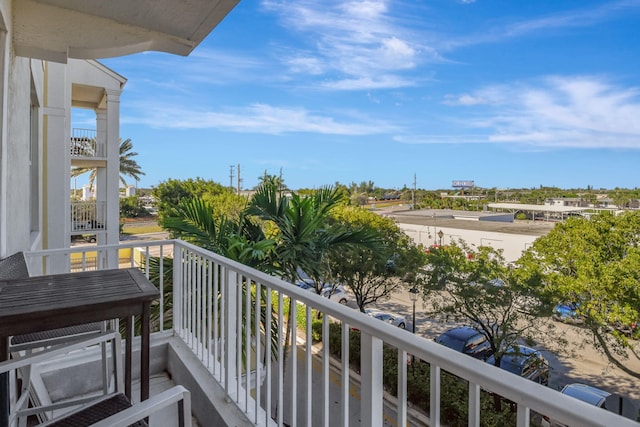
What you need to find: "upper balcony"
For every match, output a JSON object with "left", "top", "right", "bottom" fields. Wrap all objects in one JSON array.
[
  {"left": 17, "top": 241, "right": 640, "bottom": 427},
  {"left": 70, "top": 128, "right": 107, "bottom": 169}
]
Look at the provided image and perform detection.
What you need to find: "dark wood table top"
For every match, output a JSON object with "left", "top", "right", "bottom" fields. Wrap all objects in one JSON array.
[{"left": 0, "top": 268, "right": 159, "bottom": 337}]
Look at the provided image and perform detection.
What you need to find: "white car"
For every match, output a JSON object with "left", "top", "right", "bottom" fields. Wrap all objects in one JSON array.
[
  {"left": 366, "top": 309, "right": 407, "bottom": 329},
  {"left": 540, "top": 383, "right": 618, "bottom": 427},
  {"left": 296, "top": 279, "right": 350, "bottom": 305}
]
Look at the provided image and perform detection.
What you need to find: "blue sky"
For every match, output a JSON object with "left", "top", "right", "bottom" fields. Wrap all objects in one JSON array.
[{"left": 80, "top": 0, "right": 640, "bottom": 191}]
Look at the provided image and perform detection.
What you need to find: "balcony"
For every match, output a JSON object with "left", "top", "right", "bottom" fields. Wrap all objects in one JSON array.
[
  {"left": 71, "top": 201, "right": 106, "bottom": 234},
  {"left": 19, "top": 241, "right": 639, "bottom": 426},
  {"left": 70, "top": 128, "right": 106, "bottom": 168}
]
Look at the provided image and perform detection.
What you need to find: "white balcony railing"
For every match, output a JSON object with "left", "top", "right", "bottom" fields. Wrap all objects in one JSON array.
[
  {"left": 70, "top": 201, "right": 106, "bottom": 233},
  {"left": 25, "top": 241, "right": 639, "bottom": 427},
  {"left": 70, "top": 128, "right": 105, "bottom": 158}
]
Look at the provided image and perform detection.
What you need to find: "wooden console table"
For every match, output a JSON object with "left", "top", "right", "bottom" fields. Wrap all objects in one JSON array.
[{"left": 0, "top": 268, "right": 159, "bottom": 427}]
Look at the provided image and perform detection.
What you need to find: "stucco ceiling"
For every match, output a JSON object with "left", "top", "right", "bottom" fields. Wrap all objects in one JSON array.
[{"left": 13, "top": 0, "right": 239, "bottom": 63}]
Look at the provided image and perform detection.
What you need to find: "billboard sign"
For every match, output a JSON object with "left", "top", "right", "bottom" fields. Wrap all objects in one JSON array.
[{"left": 452, "top": 180, "right": 475, "bottom": 188}]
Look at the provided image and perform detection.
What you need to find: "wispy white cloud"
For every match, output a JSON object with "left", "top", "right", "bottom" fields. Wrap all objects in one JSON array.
[
  {"left": 321, "top": 75, "right": 415, "bottom": 90},
  {"left": 285, "top": 56, "right": 326, "bottom": 75},
  {"left": 444, "top": 93, "right": 490, "bottom": 106},
  {"left": 446, "top": 0, "right": 640, "bottom": 49},
  {"left": 105, "top": 49, "right": 273, "bottom": 93},
  {"left": 393, "top": 134, "right": 488, "bottom": 144},
  {"left": 262, "top": 0, "right": 435, "bottom": 90},
  {"left": 123, "top": 103, "right": 398, "bottom": 136},
  {"left": 441, "top": 76, "right": 640, "bottom": 149},
  {"left": 504, "top": 0, "right": 640, "bottom": 37}
]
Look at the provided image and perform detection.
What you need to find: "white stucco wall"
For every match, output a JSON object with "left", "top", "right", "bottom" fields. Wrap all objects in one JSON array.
[
  {"left": 0, "top": 1, "right": 47, "bottom": 257},
  {"left": 4, "top": 55, "right": 33, "bottom": 254},
  {"left": 398, "top": 223, "right": 539, "bottom": 263}
]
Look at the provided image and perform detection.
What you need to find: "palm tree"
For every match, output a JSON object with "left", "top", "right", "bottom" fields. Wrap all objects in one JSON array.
[
  {"left": 162, "top": 197, "right": 274, "bottom": 271},
  {"left": 154, "top": 183, "right": 381, "bottom": 413},
  {"left": 255, "top": 170, "right": 286, "bottom": 194},
  {"left": 246, "top": 182, "right": 382, "bottom": 372},
  {"left": 248, "top": 183, "right": 379, "bottom": 284},
  {"left": 157, "top": 197, "right": 279, "bottom": 363},
  {"left": 71, "top": 138, "right": 145, "bottom": 189}
]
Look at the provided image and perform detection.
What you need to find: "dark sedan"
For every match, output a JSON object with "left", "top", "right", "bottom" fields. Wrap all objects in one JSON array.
[
  {"left": 434, "top": 326, "right": 493, "bottom": 360},
  {"left": 486, "top": 345, "right": 549, "bottom": 385}
]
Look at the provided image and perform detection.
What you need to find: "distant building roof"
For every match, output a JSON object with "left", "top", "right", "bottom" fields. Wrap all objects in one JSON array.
[
  {"left": 389, "top": 211, "right": 554, "bottom": 237},
  {"left": 389, "top": 209, "right": 514, "bottom": 222},
  {"left": 487, "top": 203, "right": 587, "bottom": 213}
]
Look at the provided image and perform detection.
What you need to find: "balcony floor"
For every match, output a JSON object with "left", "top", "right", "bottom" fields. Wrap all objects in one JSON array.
[
  {"left": 134, "top": 372, "right": 201, "bottom": 427},
  {"left": 29, "top": 333, "right": 251, "bottom": 426},
  {"left": 38, "top": 372, "right": 200, "bottom": 427}
]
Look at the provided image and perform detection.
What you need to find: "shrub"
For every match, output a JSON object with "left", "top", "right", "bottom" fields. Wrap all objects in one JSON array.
[{"left": 311, "top": 318, "right": 517, "bottom": 425}]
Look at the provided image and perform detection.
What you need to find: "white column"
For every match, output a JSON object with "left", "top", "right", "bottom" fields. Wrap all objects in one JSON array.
[
  {"left": 42, "top": 61, "right": 71, "bottom": 272},
  {"left": 97, "top": 88, "right": 121, "bottom": 267}
]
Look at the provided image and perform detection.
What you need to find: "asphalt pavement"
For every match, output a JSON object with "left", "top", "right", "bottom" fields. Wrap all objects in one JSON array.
[{"left": 374, "top": 288, "right": 640, "bottom": 412}]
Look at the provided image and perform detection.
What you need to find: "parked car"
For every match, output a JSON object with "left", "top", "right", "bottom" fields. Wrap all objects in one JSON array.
[
  {"left": 607, "top": 319, "right": 639, "bottom": 338},
  {"left": 553, "top": 302, "right": 637, "bottom": 336},
  {"left": 70, "top": 234, "right": 96, "bottom": 243},
  {"left": 561, "top": 383, "right": 610, "bottom": 406},
  {"left": 542, "top": 383, "right": 639, "bottom": 426},
  {"left": 486, "top": 344, "right": 549, "bottom": 385},
  {"left": 366, "top": 309, "right": 406, "bottom": 329},
  {"left": 296, "top": 279, "right": 350, "bottom": 305},
  {"left": 542, "top": 383, "right": 610, "bottom": 427},
  {"left": 552, "top": 302, "right": 583, "bottom": 324},
  {"left": 434, "top": 326, "right": 493, "bottom": 360},
  {"left": 321, "top": 285, "right": 350, "bottom": 305}
]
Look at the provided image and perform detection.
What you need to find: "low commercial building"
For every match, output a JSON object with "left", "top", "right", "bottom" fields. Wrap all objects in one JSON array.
[{"left": 389, "top": 209, "right": 555, "bottom": 262}]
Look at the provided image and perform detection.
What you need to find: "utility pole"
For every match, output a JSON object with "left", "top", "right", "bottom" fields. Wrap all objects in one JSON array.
[
  {"left": 412, "top": 173, "right": 416, "bottom": 209},
  {"left": 236, "top": 164, "right": 242, "bottom": 194},
  {"left": 229, "top": 165, "right": 235, "bottom": 190}
]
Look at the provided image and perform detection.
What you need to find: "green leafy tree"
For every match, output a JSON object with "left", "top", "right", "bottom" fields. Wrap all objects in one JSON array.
[
  {"left": 151, "top": 178, "right": 235, "bottom": 221},
  {"left": 518, "top": 212, "right": 640, "bottom": 378},
  {"left": 328, "top": 205, "right": 426, "bottom": 312},
  {"left": 611, "top": 190, "right": 630, "bottom": 210},
  {"left": 119, "top": 195, "right": 148, "bottom": 218},
  {"left": 71, "top": 138, "right": 145, "bottom": 189},
  {"left": 424, "top": 242, "right": 552, "bottom": 367}
]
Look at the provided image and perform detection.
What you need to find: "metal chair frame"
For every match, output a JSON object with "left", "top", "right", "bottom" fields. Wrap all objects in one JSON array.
[
  {"left": 0, "top": 335, "right": 192, "bottom": 427},
  {"left": 0, "top": 252, "right": 115, "bottom": 425}
]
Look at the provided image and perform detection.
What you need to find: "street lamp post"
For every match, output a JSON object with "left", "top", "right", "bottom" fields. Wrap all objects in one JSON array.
[
  {"left": 438, "top": 230, "right": 444, "bottom": 246},
  {"left": 409, "top": 287, "right": 419, "bottom": 334},
  {"left": 433, "top": 213, "right": 437, "bottom": 245}
]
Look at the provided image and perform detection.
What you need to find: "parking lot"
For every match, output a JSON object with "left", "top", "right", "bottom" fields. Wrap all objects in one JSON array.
[{"left": 362, "top": 287, "right": 640, "bottom": 413}]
